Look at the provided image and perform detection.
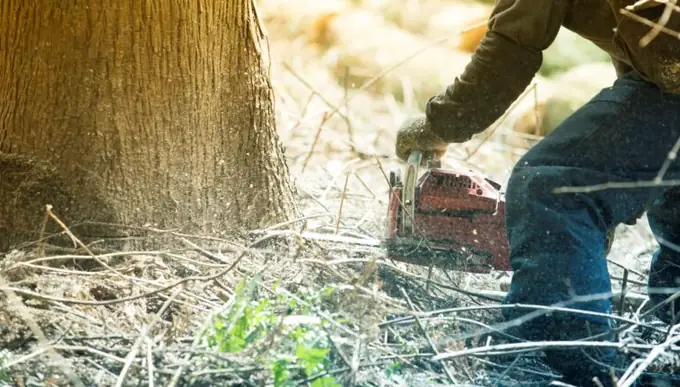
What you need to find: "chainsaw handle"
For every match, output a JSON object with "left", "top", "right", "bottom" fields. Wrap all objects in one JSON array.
[
  {"left": 402, "top": 151, "right": 423, "bottom": 234},
  {"left": 407, "top": 150, "right": 423, "bottom": 167},
  {"left": 408, "top": 150, "right": 441, "bottom": 168},
  {"left": 402, "top": 150, "right": 442, "bottom": 234}
]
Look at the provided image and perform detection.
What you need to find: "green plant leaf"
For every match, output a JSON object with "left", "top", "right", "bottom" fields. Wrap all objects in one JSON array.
[
  {"left": 385, "top": 361, "right": 403, "bottom": 378},
  {"left": 272, "top": 358, "right": 291, "bottom": 387},
  {"left": 296, "top": 345, "right": 330, "bottom": 374},
  {"left": 310, "top": 375, "right": 341, "bottom": 387}
]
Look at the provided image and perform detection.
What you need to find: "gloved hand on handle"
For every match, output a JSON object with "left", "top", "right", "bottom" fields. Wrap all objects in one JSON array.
[{"left": 395, "top": 113, "right": 473, "bottom": 164}]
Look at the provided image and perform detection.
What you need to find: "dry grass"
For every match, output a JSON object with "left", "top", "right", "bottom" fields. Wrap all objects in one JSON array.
[{"left": 2, "top": 1, "right": 680, "bottom": 386}]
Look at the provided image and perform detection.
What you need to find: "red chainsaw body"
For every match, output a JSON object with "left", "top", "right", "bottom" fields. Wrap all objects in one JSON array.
[{"left": 384, "top": 166, "right": 510, "bottom": 273}]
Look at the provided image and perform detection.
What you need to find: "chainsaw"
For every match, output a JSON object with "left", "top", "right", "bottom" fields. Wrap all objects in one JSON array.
[
  {"left": 382, "top": 150, "right": 510, "bottom": 274},
  {"left": 280, "top": 151, "right": 510, "bottom": 274}
]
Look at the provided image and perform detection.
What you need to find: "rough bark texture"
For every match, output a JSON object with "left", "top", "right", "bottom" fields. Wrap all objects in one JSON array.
[{"left": 0, "top": 0, "right": 297, "bottom": 250}]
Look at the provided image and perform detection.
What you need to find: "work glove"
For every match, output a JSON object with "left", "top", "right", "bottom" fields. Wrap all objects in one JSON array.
[{"left": 395, "top": 114, "right": 449, "bottom": 164}]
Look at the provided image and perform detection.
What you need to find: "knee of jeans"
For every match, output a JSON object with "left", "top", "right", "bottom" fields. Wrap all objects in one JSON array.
[
  {"left": 505, "top": 165, "right": 560, "bottom": 215},
  {"left": 505, "top": 165, "right": 610, "bottom": 226},
  {"left": 506, "top": 166, "right": 539, "bottom": 203}
]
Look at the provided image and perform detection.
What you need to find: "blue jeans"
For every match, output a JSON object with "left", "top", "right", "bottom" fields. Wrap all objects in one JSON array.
[{"left": 502, "top": 75, "right": 680, "bottom": 385}]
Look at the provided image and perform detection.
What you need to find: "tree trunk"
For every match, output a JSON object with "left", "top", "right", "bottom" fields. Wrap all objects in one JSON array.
[{"left": 0, "top": 0, "right": 297, "bottom": 250}]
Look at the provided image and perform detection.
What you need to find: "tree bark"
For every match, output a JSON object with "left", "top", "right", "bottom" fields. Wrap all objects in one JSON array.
[{"left": 0, "top": 0, "right": 297, "bottom": 250}]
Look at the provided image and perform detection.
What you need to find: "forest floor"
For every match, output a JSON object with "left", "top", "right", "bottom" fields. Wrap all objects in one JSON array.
[{"left": 1, "top": 0, "right": 679, "bottom": 386}]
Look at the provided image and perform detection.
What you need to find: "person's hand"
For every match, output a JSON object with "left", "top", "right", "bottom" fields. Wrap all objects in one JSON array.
[{"left": 395, "top": 114, "right": 449, "bottom": 163}]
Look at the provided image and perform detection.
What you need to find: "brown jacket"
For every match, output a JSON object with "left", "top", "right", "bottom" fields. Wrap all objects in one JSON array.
[{"left": 427, "top": 0, "right": 680, "bottom": 142}]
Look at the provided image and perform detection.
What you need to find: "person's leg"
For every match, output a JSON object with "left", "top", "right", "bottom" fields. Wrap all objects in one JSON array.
[
  {"left": 647, "top": 187, "right": 680, "bottom": 324},
  {"left": 501, "top": 75, "right": 680, "bottom": 386}
]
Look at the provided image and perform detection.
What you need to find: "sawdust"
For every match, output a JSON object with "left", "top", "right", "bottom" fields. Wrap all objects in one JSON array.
[{"left": 658, "top": 57, "right": 680, "bottom": 93}]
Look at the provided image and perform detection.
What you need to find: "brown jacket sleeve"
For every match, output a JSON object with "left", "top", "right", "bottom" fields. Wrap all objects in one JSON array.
[{"left": 426, "top": 0, "right": 571, "bottom": 142}]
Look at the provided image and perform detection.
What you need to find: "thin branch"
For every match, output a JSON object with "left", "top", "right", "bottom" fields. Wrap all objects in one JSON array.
[
  {"left": 431, "top": 340, "right": 658, "bottom": 362},
  {"left": 620, "top": 8, "right": 680, "bottom": 40},
  {"left": 639, "top": 0, "right": 679, "bottom": 47},
  {"left": 115, "top": 288, "right": 181, "bottom": 387},
  {"left": 399, "top": 286, "right": 458, "bottom": 384},
  {"left": 380, "top": 298, "right": 665, "bottom": 335},
  {"left": 655, "top": 133, "right": 680, "bottom": 182},
  {"left": 1, "top": 233, "right": 277, "bottom": 306},
  {"left": 146, "top": 337, "right": 155, "bottom": 387},
  {"left": 0, "top": 275, "right": 85, "bottom": 387},
  {"left": 553, "top": 178, "right": 680, "bottom": 194},
  {"left": 301, "top": 111, "right": 330, "bottom": 173},
  {"left": 335, "top": 172, "right": 351, "bottom": 234},
  {"left": 617, "top": 324, "right": 680, "bottom": 386}
]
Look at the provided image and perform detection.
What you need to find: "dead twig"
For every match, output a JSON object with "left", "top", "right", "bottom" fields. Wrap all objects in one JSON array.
[
  {"left": 639, "top": 0, "right": 679, "bottom": 47},
  {"left": 655, "top": 130, "right": 680, "bottom": 182},
  {"left": 45, "top": 205, "right": 128, "bottom": 280},
  {"left": 114, "top": 287, "right": 181, "bottom": 387},
  {"left": 335, "top": 172, "right": 351, "bottom": 234},
  {"left": 282, "top": 62, "right": 354, "bottom": 136},
  {"left": 431, "top": 339, "right": 660, "bottom": 362},
  {"left": 380, "top": 299, "right": 665, "bottom": 336},
  {"left": 146, "top": 337, "right": 155, "bottom": 387},
  {"left": 0, "top": 273, "right": 86, "bottom": 387},
  {"left": 1, "top": 233, "right": 277, "bottom": 306},
  {"left": 620, "top": 8, "right": 680, "bottom": 40},
  {"left": 617, "top": 323, "right": 680, "bottom": 386},
  {"left": 619, "top": 270, "right": 630, "bottom": 317},
  {"left": 301, "top": 111, "right": 330, "bottom": 173},
  {"left": 553, "top": 178, "right": 680, "bottom": 194},
  {"left": 181, "top": 238, "right": 232, "bottom": 265},
  {"left": 399, "top": 286, "right": 459, "bottom": 384}
]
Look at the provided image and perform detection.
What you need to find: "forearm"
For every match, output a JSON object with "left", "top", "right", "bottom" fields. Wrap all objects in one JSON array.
[
  {"left": 425, "top": 0, "right": 569, "bottom": 143},
  {"left": 426, "top": 31, "right": 542, "bottom": 142}
]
